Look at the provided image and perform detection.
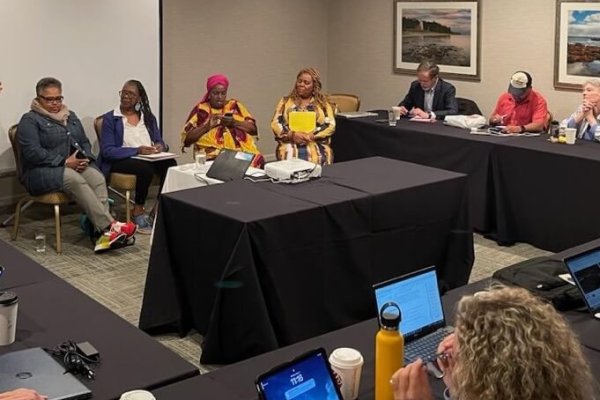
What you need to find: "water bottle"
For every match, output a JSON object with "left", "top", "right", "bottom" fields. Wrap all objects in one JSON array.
[{"left": 375, "top": 302, "right": 404, "bottom": 400}]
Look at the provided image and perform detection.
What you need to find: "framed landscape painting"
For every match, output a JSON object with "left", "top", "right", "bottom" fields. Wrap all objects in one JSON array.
[
  {"left": 555, "top": 0, "right": 600, "bottom": 90},
  {"left": 393, "top": 0, "right": 480, "bottom": 81}
]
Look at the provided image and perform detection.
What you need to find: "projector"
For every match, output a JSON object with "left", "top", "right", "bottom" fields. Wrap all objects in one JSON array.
[{"left": 265, "top": 159, "right": 322, "bottom": 183}]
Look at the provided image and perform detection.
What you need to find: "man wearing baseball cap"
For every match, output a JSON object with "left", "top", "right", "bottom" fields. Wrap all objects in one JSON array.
[{"left": 489, "top": 71, "right": 549, "bottom": 133}]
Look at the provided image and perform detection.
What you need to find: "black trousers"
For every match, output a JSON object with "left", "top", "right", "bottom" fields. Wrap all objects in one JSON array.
[{"left": 109, "top": 158, "right": 177, "bottom": 205}]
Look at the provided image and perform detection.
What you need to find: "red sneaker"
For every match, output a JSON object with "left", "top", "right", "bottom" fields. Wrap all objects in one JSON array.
[{"left": 109, "top": 221, "right": 137, "bottom": 239}]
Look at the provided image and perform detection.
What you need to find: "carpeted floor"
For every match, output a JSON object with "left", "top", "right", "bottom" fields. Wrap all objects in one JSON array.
[{"left": 0, "top": 201, "right": 551, "bottom": 373}]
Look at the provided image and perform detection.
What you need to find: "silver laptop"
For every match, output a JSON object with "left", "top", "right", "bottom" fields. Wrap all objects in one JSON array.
[
  {"left": 564, "top": 247, "right": 600, "bottom": 320},
  {"left": 373, "top": 266, "right": 453, "bottom": 363},
  {"left": 0, "top": 347, "right": 91, "bottom": 400}
]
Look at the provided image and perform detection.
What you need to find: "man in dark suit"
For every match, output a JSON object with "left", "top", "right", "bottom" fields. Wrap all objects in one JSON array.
[{"left": 397, "top": 61, "right": 458, "bottom": 120}]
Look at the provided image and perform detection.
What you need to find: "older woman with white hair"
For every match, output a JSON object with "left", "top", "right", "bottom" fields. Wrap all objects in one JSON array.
[{"left": 564, "top": 78, "right": 600, "bottom": 141}]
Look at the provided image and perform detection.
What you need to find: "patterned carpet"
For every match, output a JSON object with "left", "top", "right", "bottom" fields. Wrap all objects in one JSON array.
[{"left": 0, "top": 201, "right": 551, "bottom": 373}]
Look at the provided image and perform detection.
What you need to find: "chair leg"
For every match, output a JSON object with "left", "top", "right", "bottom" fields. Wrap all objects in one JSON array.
[
  {"left": 54, "top": 204, "right": 62, "bottom": 254},
  {"left": 11, "top": 197, "right": 28, "bottom": 240},
  {"left": 126, "top": 190, "right": 131, "bottom": 222}
]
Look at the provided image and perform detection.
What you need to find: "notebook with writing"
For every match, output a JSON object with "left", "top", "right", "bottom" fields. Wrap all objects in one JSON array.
[
  {"left": 0, "top": 347, "right": 91, "bottom": 400},
  {"left": 373, "top": 266, "right": 453, "bottom": 362}
]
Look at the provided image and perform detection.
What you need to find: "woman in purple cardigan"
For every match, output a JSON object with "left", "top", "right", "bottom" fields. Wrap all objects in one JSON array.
[{"left": 97, "top": 80, "right": 176, "bottom": 232}]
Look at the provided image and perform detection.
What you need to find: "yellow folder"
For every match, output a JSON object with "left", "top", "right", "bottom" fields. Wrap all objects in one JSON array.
[{"left": 289, "top": 111, "right": 316, "bottom": 133}]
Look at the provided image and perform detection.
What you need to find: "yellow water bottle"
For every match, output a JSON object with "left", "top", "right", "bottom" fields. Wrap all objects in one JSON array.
[{"left": 375, "top": 302, "right": 404, "bottom": 400}]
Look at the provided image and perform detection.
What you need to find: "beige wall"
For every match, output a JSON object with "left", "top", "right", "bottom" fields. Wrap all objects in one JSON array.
[
  {"left": 162, "top": 0, "right": 329, "bottom": 162},
  {"left": 327, "top": 0, "right": 581, "bottom": 120},
  {"left": 0, "top": 0, "right": 587, "bottom": 208}
]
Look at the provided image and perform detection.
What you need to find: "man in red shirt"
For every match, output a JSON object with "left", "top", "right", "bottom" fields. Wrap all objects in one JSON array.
[{"left": 489, "top": 71, "right": 549, "bottom": 134}]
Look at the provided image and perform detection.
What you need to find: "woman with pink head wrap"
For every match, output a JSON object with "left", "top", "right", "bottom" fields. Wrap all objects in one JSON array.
[{"left": 181, "top": 74, "right": 263, "bottom": 167}]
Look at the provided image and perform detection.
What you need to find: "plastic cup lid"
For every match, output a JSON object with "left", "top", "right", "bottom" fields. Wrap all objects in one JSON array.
[
  {"left": 330, "top": 347, "right": 364, "bottom": 367},
  {"left": 119, "top": 390, "right": 156, "bottom": 400},
  {"left": 0, "top": 291, "right": 17, "bottom": 306}
]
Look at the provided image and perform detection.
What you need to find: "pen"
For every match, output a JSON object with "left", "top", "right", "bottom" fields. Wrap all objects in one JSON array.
[{"left": 422, "top": 351, "right": 449, "bottom": 363}]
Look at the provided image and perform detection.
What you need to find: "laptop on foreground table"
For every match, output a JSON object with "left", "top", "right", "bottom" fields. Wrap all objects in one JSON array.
[
  {"left": 564, "top": 247, "right": 600, "bottom": 320},
  {"left": 0, "top": 347, "right": 91, "bottom": 400},
  {"left": 373, "top": 266, "right": 453, "bottom": 363}
]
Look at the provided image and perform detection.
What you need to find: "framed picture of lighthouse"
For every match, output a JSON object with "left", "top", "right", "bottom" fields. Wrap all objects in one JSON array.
[
  {"left": 555, "top": 1, "right": 600, "bottom": 90},
  {"left": 393, "top": 0, "right": 480, "bottom": 81}
]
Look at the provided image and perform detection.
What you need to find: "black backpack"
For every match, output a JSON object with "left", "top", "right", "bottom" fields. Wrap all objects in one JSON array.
[{"left": 492, "top": 256, "right": 583, "bottom": 311}]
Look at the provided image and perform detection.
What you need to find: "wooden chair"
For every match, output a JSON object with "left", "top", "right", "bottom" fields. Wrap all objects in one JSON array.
[
  {"left": 8, "top": 125, "right": 71, "bottom": 253},
  {"left": 328, "top": 93, "right": 360, "bottom": 113},
  {"left": 94, "top": 116, "right": 137, "bottom": 222}
]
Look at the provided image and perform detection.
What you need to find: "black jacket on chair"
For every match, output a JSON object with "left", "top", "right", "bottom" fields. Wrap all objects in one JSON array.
[{"left": 398, "top": 78, "right": 458, "bottom": 120}]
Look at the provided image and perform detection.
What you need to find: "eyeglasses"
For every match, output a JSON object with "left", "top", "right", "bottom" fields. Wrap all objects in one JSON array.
[
  {"left": 39, "top": 95, "right": 64, "bottom": 104},
  {"left": 119, "top": 90, "right": 138, "bottom": 99}
]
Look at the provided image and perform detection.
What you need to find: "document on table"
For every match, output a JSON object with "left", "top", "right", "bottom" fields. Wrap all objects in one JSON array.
[
  {"left": 409, "top": 116, "right": 436, "bottom": 123},
  {"left": 337, "top": 111, "right": 379, "bottom": 118}
]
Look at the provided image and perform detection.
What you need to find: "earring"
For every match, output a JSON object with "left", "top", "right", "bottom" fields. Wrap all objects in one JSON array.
[{"left": 135, "top": 102, "right": 142, "bottom": 112}]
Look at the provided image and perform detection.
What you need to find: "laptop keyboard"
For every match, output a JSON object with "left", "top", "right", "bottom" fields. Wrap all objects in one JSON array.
[{"left": 405, "top": 326, "right": 454, "bottom": 362}]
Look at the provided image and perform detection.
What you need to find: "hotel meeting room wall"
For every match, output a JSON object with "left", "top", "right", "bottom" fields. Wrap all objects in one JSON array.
[
  {"left": 0, "top": 0, "right": 160, "bottom": 206},
  {"left": 161, "top": 0, "right": 329, "bottom": 164},
  {"left": 0, "top": 0, "right": 586, "bottom": 206},
  {"left": 326, "top": 0, "right": 582, "bottom": 121}
]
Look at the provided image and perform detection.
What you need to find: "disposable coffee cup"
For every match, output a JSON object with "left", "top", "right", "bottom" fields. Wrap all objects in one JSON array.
[
  {"left": 392, "top": 106, "right": 403, "bottom": 120},
  {"left": 119, "top": 390, "right": 156, "bottom": 400},
  {"left": 565, "top": 128, "right": 576, "bottom": 144},
  {"left": 329, "top": 347, "right": 364, "bottom": 400},
  {"left": 0, "top": 291, "right": 18, "bottom": 345}
]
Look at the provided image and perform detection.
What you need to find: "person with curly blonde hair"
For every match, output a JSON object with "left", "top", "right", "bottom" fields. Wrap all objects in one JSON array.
[
  {"left": 271, "top": 67, "right": 335, "bottom": 164},
  {"left": 391, "top": 285, "right": 596, "bottom": 400}
]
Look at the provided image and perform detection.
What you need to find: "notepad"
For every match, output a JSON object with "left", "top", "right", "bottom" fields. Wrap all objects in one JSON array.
[
  {"left": 289, "top": 111, "right": 316, "bottom": 132},
  {"left": 132, "top": 152, "right": 179, "bottom": 161}
]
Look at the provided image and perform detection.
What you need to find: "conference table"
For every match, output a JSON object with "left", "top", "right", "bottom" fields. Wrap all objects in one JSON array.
[
  {"left": 140, "top": 157, "right": 474, "bottom": 364},
  {"left": 0, "top": 240, "right": 199, "bottom": 400},
  {"left": 151, "top": 236, "right": 600, "bottom": 399},
  {"left": 0, "top": 239, "right": 58, "bottom": 290},
  {"left": 333, "top": 115, "right": 600, "bottom": 252}
]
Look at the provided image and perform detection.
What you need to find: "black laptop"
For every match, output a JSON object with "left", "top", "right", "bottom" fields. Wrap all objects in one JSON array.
[
  {"left": 373, "top": 266, "right": 453, "bottom": 362},
  {"left": 0, "top": 347, "right": 91, "bottom": 400},
  {"left": 206, "top": 149, "right": 254, "bottom": 181},
  {"left": 564, "top": 247, "right": 600, "bottom": 320}
]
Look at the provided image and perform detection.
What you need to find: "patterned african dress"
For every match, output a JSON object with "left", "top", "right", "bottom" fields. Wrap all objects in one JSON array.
[
  {"left": 181, "top": 99, "right": 263, "bottom": 167},
  {"left": 271, "top": 97, "right": 336, "bottom": 165}
]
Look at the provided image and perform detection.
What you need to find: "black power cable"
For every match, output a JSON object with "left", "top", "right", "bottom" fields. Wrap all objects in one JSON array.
[{"left": 45, "top": 340, "right": 100, "bottom": 379}]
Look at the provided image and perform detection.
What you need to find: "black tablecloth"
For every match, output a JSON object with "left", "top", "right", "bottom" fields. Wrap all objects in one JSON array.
[
  {"left": 140, "top": 157, "right": 474, "bottom": 364},
  {"left": 2, "top": 279, "right": 198, "bottom": 400},
  {"left": 0, "top": 239, "right": 58, "bottom": 290},
  {"left": 333, "top": 116, "right": 600, "bottom": 252},
  {"left": 175, "top": 277, "right": 600, "bottom": 400}
]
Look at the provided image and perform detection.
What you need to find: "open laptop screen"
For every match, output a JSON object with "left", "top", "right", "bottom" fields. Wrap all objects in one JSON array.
[
  {"left": 374, "top": 266, "right": 445, "bottom": 339},
  {"left": 564, "top": 248, "right": 600, "bottom": 313},
  {"left": 255, "top": 348, "right": 342, "bottom": 400}
]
